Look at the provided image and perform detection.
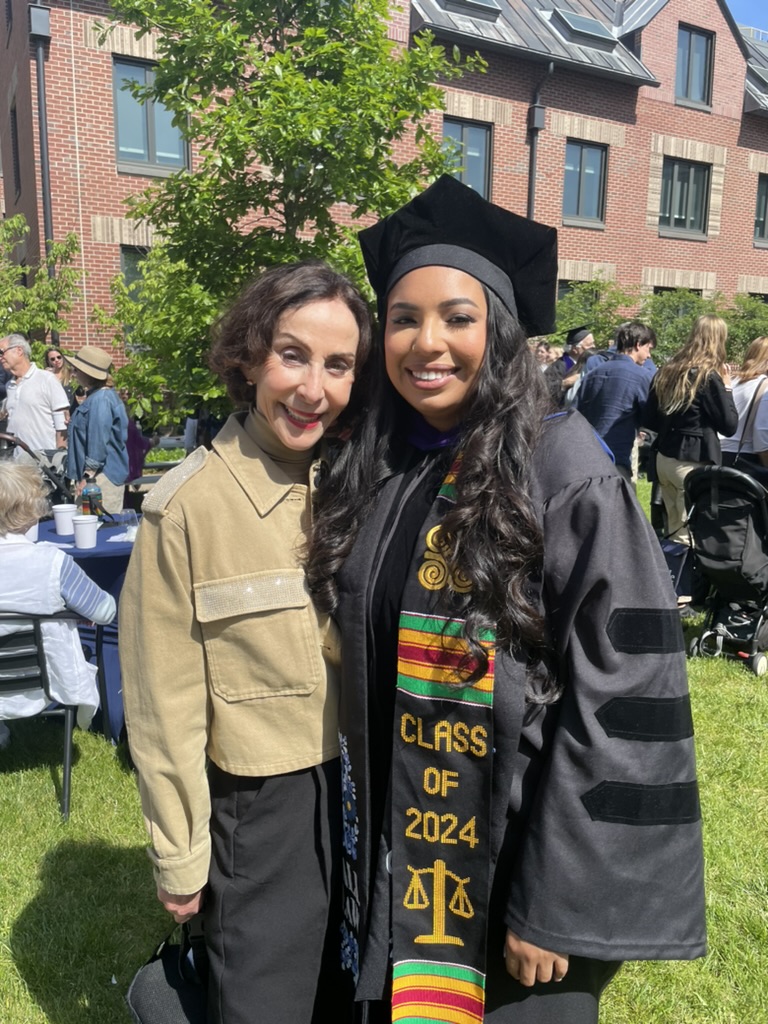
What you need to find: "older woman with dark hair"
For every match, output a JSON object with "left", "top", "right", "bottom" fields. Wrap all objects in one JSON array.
[
  {"left": 119, "top": 261, "right": 372, "bottom": 1024},
  {"left": 308, "top": 178, "right": 705, "bottom": 1024}
]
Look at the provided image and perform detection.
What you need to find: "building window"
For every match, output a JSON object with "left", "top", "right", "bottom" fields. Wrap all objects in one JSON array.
[
  {"left": 676, "top": 26, "right": 714, "bottom": 106},
  {"left": 652, "top": 286, "right": 703, "bottom": 297},
  {"left": 659, "top": 158, "right": 710, "bottom": 236},
  {"left": 563, "top": 141, "right": 607, "bottom": 225},
  {"left": 755, "top": 176, "right": 768, "bottom": 245},
  {"left": 121, "top": 246, "right": 148, "bottom": 289},
  {"left": 113, "top": 59, "right": 187, "bottom": 174},
  {"left": 10, "top": 103, "right": 21, "bottom": 198},
  {"left": 443, "top": 118, "right": 491, "bottom": 199}
]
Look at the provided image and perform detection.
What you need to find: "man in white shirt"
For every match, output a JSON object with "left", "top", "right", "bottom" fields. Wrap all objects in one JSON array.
[{"left": 0, "top": 335, "right": 69, "bottom": 453}]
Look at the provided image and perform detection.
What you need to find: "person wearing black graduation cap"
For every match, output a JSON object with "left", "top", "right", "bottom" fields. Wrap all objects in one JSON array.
[
  {"left": 307, "top": 176, "right": 705, "bottom": 1024},
  {"left": 543, "top": 325, "right": 595, "bottom": 408}
]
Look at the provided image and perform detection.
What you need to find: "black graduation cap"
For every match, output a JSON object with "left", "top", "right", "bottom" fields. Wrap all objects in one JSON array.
[
  {"left": 565, "top": 325, "right": 592, "bottom": 348},
  {"left": 358, "top": 175, "right": 558, "bottom": 337}
]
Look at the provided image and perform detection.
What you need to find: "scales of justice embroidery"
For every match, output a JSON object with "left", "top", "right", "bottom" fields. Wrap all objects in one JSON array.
[{"left": 404, "top": 858, "right": 474, "bottom": 946}]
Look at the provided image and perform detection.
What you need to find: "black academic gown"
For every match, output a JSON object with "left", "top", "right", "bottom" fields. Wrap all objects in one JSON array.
[{"left": 335, "top": 410, "right": 706, "bottom": 1022}]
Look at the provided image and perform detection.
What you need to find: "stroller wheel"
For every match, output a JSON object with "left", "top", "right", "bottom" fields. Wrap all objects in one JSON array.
[
  {"left": 688, "top": 636, "right": 700, "bottom": 658},
  {"left": 748, "top": 653, "right": 768, "bottom": 676}
]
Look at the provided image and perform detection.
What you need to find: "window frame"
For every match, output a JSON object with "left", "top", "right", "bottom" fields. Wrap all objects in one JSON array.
[
  {"left": 755, "top": 175, "right": 768, "bottom": 248},
  {"left": 112, "top": 58, "right": 188, "bottom": 177},
  {"left": 442, "top": 116, "right": 492, "bottom": 200},
  {"left": 658, "top": 157, "right": 711, "bottom": 240},
  {"left": 562, "top": 139, "right": 608, "bottom": 228},
  {"left": 675, "top": 25, "right": 714, "bottom": 110}
]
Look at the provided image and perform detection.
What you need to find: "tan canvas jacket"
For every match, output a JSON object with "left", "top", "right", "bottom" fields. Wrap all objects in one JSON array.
[{"left": 119, "top": 412, "right": 340, "bottom": 895}]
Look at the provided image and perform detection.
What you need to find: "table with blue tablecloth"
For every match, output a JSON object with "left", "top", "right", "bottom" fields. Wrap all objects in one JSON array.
[{"left": 37, "top": 518, "right": 135, "bottom": 742}]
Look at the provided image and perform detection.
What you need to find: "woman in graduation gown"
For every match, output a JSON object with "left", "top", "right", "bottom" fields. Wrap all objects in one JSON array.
[{"left": 307, "top": 177, "right": 706, "bottom": 1024}]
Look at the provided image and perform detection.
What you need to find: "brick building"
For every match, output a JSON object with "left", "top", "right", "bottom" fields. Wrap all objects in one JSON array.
[{"left": 2, "top": 0, "right": 768, "bottom": 354}]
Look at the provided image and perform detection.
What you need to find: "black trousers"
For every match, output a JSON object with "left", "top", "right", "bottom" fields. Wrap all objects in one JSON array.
[{"left": 205, "top": 758, "right": 342, "bottom": 1024}]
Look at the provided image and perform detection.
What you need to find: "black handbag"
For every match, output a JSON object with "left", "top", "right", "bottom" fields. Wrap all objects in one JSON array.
[{"left": 126, "top": 917, "right": 208, "bottom": 1024}]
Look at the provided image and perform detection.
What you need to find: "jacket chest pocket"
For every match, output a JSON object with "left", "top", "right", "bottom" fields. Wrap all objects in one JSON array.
[{"left": 194, "top": 569, "right": 324, "bottom": 701}]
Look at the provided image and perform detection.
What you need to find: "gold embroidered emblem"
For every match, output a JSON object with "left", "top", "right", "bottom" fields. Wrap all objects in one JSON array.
[
  {"left": 417, "top": 526, "right": 472, "bottom": 593},
  {"left": 404, "top": 859, "right": 474, "bottom": 946}
]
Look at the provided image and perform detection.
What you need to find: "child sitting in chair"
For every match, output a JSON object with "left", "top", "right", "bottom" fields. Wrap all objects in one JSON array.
[{"left": 0, "top": 463, "right": 116, "bottom": 748}]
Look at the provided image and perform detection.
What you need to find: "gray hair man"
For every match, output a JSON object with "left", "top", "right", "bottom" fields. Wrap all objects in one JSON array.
[{"left": 0, "top": 334, "right": 69, "bottom": 455}]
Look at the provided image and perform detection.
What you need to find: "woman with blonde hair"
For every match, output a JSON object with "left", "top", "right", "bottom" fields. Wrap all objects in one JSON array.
[
  {"left": 720, "top": 335, "right": 768, "bottom": 481},
  {"left": 44, "top": 347, "right": 75, "bottom": 407},
  {"left": 644, "top": 314, "right": 738, "bottom": 545}
]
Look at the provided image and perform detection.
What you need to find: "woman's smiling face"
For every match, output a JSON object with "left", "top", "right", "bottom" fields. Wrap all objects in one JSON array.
[
  {"left": 249, "top": 297, "right": 360, "bottom": 451},
  {"left": 384, "top": 265, "right": 488, "bottom": 431}
]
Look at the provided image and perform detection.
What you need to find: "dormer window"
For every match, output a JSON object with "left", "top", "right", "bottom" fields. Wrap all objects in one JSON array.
[
  {"left": 436, "top": 0, "right": 501, "bottom": 23},
  {"left": 550, "top": 9, "right": 616, "bottom": 51},
  {"left": 748, "top": 63, "right": 768, "bottom": 93},
  {"left": 676, "top": 26, "right": 714, "bottom": 108}
]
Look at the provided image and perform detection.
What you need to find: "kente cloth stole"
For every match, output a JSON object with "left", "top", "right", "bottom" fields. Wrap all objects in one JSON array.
[{"left": 391, "top": 460, "right": 495, "bottom": 1024}]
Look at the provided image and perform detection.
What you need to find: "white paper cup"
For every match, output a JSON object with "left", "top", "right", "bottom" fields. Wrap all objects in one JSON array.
[
  {"left": 72, "top": 514, "right": 99, "bottom": 550},
  {"left": 52, "top": 503, "right": 78, "bottom": 536}
]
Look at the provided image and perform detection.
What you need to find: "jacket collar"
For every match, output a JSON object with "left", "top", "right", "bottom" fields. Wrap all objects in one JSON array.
[{"left": 212, "top": 411, "right": 319, "bottom": 518}]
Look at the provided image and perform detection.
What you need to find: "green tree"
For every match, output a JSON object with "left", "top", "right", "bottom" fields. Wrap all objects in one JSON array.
[
  {"left": 94, "top": 246, "right": 223, "bottom": 425},
  {"left": 638, "top": 288, "right": 723, "bottom": 362},
  {"left": 720, "top": 294, "right": 768, "bottom": 365},
  {"left": 555, "top": 277, "right": 638, "bottom": 349},
  {"left": 0, "top": 215, "right": 82, "bottom": 342},
  {"left": 98, "top": 0, "right": 481, "bottom": 416}
]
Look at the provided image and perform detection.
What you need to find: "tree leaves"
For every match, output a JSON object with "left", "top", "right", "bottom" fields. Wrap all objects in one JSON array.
[{"left": 97, "top": 0, "right": 482, "bottom": 417}]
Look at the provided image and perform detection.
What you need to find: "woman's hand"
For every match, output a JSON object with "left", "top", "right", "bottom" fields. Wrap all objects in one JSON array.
[
  {"left": 504, "top": 928, "right": 569, "bottom": 986},
  {"left": 156, "top": 885, "right": 204, "bottom": 923}
]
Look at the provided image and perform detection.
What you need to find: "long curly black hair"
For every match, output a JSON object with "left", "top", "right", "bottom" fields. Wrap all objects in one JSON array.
[{"left": 306, "top": 287, "right": 557, "bottom": 696}]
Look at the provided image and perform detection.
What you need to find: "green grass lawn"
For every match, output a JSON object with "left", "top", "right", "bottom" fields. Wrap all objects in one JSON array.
[{"left": 0, "top": 480, "right": 766, "bottom": 1022}]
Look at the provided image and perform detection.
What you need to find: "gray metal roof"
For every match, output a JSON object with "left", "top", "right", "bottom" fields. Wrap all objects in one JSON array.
[
  {"left": 619, "top": 0, "right": 669, "bottom": 36},
  {"left": 742, "top": 29, "right": 768, "bottom": 117},
  {"left": 411, "top": 0, "right": 660, "bottom": 87}
]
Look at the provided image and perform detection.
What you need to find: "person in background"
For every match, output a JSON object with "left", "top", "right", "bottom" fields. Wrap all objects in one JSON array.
[
  {"left": 719, "top": 335, "right": 768, "bottom": 484},
  {"left": 533, "top": 340, "right": 551, "bottom": 369},
  {"left": 309, "top": 176, "right": 705, "bottom": 1024},
  {"left": 575, "top": 322, "right": 656, "bottom": 483},
  {"left": 643, "top": 315, "right": 738, "bottom": 545},
  {"left": 65, "top": 346, "right": 129, "bottom": 514},
  {"left": 120, "top": 261, "right": 372, "bottom": 1024},
  {"left": 44, "top": 346, "right": 76, "bottom": 406},
  {"left": 0, "top": 335, "right": 69, "bottom": 456},
  {"left": 544, "top": 325, "right": 595, "bottom": 407},
  {"left": 0, "top": 463, "right": 116, "bottom": 750}
]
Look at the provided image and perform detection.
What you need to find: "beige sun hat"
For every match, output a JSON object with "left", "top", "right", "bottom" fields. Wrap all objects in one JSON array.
[{"left": 65, "top": 345, "right": 114, "bottom": 381}]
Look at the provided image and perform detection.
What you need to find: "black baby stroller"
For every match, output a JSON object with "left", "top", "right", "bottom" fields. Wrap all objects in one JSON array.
[
  {"left": 0, "top": 433, "right": 73, "bottom": 504},
  {"left": 685, "top": 465, "right": 768, "bottom": 675}
]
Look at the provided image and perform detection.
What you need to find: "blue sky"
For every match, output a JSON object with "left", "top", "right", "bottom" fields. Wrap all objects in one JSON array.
[{"left": 725, "top": 0, "right": 768, "bottom": 32}]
